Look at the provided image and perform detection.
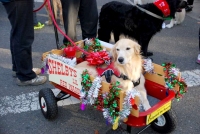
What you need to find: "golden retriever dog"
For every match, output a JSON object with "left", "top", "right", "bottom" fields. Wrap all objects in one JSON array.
[
  {"left": 45, "top": 0, "right": 63, "bottom": 25},
  {"left": 75, "top": 39, "right": 151, "bottom": 111}
]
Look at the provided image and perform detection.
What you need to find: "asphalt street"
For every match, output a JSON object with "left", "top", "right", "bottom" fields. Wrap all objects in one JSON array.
[{"left": 0, "top": 0, "right": 200, "bottom": 134}]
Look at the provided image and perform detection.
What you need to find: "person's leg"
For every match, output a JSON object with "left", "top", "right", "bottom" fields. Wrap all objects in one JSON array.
[
  {"left": 186, "top": 0, "right": 194, "bottom": 12},
  {"left": 3, "top": 1, "right": 36, "bottom": 81},
  {"left": 61, "top": 0, "right": 80, "bottom": 43},
  {"left": 33, "top": 1, "right": 38, "bottom": 26},
  {"left": 199, "top": 27, "right": 200, "bottom": 52},
  {"left": 196, "top": 27, "right": 200, "bottom": 64},
  {"left": 33, "top": 1, "right": 44, "bottom": 29},
  {"left": 187, "top": 0, "right": 194, "bottom": 5},
  {"left": 79, "top": 0, "right": 98, "bottom": 39}
]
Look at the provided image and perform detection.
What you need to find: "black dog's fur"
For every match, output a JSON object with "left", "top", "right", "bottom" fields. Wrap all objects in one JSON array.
[{"left": 98, "top": 0, "right": 187, "bottom": 56}]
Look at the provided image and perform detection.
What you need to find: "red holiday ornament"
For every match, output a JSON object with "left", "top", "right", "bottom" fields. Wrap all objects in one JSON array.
[
  {"left": 64, "top": 47, "right": 76, "bottom": 58},
  {"left": 130, "top": 98, "right": 135, "bottom": 105}
]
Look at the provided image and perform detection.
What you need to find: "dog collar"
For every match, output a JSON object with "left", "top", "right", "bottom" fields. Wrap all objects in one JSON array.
[
  {"left": 96, "top": 62, "right": 140, "bottom": 87},
  {"left": 96, "top": 62, "right": 121, "bottom": 83},
  {"left": 154, "top": 0, "right": 170, "bottom": 17},
  {"left": 119, "top": 74, "right": 140, "bottom": 87},
  {"left": 176, "top": 8, "right": 182, "bottom": 12}
]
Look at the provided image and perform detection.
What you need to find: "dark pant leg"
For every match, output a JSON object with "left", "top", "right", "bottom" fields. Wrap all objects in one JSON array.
[
  {"left": 33, "top": 1, "right": 38, "bottom": 25},
  {"left": 199, "top": 27, "right": 200, "bottom": 52},
  {"left": 187, "top": 0, "right": 194, "bottom": 5},
  {"left": 3, "top": 0, "right": 36, "bottom": 81},
  {"left": 61, "top": 0, "right": 80, "bottom": 43},
  {"left": 79, "top": 0, "right": 98, "bottom": 39}
]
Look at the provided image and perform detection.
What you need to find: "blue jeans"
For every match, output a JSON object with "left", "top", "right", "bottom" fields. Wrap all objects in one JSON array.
[
  {"left": 3, "top": 0, "right": 36, "bottom": 81},
  {"left": 61, "top": 0, "right": 98, "bottom": 42}
]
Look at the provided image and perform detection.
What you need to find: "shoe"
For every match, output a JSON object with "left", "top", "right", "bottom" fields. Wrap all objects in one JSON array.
[
  {"left": 185, "top": 5, "right": 193, "bottom": 12},
  {"left": 142, "top": 51, "right": 153, "bottom": 57},
  {"left": 34, "top": 22, "right": 45, "bottom": 30},
  {"left": 196, "top": 54, "right": 200, "bottom": 64},
  {"left": 12, "top": 68, "right": 41, "bottom": 77},
  {"left": 16, "top": 75, "right": 47, "bottom": 86},
  {"left": 147, "top": 51, "right": 153, "bottom": 56}
]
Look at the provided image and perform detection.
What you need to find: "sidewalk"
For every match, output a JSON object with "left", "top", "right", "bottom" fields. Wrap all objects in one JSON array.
[{"left": 186, "top": 0, "right": 200, "bottom": 21}]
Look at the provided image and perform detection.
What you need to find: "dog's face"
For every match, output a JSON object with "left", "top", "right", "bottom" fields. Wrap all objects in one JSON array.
[{"left": 112, "top": 39, "right": 141, "bottom": 65}]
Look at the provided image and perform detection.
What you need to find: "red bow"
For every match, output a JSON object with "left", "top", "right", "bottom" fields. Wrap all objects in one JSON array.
[{"left": 86, "top": 51, "right": 110, "bottom": 66}]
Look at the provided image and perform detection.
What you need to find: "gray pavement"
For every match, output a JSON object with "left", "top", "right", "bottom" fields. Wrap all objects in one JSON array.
[{"left": 0, "top": 0, "right": 200, "bottom": 134}]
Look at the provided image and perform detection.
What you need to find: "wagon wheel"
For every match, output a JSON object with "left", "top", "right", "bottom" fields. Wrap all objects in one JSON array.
[
  {"left": 39, "top": 88, "right": 58, "bottom": 119},
  {"left": 150, "top": 109, "right": 177, "bottom": 133}
]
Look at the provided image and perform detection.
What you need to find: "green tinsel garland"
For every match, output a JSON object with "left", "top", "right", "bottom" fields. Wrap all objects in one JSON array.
[
  {"left": 161, "top": 62, "right": 187, "bottom": 100},
  {"left": 84, "top": 38, "right": 103, "bottom": 52}
]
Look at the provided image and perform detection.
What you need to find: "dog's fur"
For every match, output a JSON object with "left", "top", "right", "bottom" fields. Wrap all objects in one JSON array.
[
  {"left": 98, "top": 0, "right": 187, "bottom": 56},
  {"left": 75, "top": 39, "right": 151, "bottom": 110},
  {"left": 135, "top": 0, "right": 186, "bottom": 29},
  {"left": 165, "top": 8, "right": 186, "bottom": 28},
  {"left": 45, "top": 0, "right": 63, "bottom": 25}
]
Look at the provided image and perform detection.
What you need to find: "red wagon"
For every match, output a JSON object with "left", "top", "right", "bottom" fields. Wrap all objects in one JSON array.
[{"left": 38, "top": 41, "right": 186, "bottom": 133}]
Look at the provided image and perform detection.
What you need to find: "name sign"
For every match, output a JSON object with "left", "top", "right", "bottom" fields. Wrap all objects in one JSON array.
[{"left": 48, "top": 57, "right": 82, "bottom": 95}]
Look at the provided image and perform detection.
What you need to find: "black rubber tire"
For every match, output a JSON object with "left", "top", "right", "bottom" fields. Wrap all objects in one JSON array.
[
  {"left": 39, "top": 88, "right": 58, "bottom": 119},
  {"left": 150, "top": 109, "right": 177, "bottom": 133}
]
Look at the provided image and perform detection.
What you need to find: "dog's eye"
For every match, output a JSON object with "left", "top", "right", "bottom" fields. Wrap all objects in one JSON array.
[
  {"left": 126, "top": 47, "right": 130, "bottom": 50},
  {"left": 116, "top": 48, "right": 120, "bottom": 51}
]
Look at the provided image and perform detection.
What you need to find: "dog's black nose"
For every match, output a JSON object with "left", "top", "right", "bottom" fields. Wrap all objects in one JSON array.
[{"left": 118, "top": 57, "right": 124, "bottom": 63}]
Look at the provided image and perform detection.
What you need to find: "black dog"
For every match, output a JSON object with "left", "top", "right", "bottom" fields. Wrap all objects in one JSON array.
[{"left": 98, "top": 0, "right": 187, "bottom": 56}]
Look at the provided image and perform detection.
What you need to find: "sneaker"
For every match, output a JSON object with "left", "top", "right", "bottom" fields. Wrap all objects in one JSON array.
[
  {"left": 196, "top": 54, "right": 200, "bottom": 64},
  {"left": 34, "top": 22, "right": 45, "bottom": 30},
  {"left": 12, "top": 68, "right": 41, "bottom": 77},
  {"left": 16, "top": 75, "right": 47, "bottom": 86},
  {"left": 185, "top": 5, "right": 193, "bottom": 12}
]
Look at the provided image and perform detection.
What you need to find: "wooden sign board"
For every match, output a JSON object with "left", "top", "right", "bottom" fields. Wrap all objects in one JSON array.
[{"left": 48, "top": 56, "right": 82, "bottom": 96}]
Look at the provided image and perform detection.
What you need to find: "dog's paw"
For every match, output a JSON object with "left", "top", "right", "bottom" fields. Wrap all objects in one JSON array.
[
  {"left": 45, "top": 21, "right": 53, "bottom": 26},
  {"left": 174, "top": 21, "right": 181, "bottom": 25},
  {"left": 165, "top": 24, "right": 173, "bottom": 28},
  {"left": 143, "top": 104, "right": 151, "bottom": 111},
  {"left": 142, "top": 99, "right": 151, "bottom": 111}
]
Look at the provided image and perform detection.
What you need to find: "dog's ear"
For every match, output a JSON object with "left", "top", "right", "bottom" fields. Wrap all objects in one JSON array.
[
  {"left": 111, "top": 45, "right": 117, "bottom": 62},
  {"left": 134, "top": 43, "right": 141, "bottom": 55}
]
